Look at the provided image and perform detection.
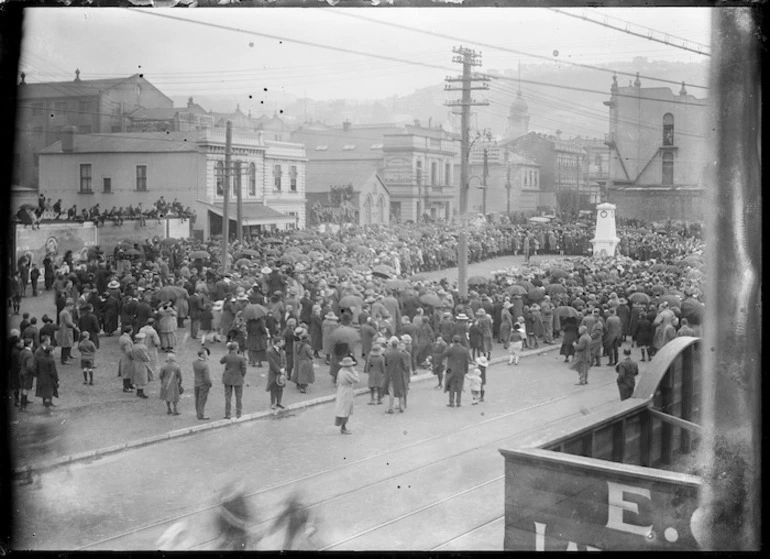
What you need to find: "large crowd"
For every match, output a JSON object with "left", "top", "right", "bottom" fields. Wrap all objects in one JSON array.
[{"left": 9, "top": 216, "right": 705, "bottom": 429}]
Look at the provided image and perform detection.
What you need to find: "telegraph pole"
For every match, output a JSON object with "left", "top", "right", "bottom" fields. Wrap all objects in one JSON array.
[
  {"left": 222, "top": 120, "right": 232, "bottom": 273},
  {"left": 445, "top": 46, "right": 489, "bottom": 297},
  {"left": 236, "top": 161, "right": 243, "bottom": 243},
  {"left": 482, "top": 147, "right": 489, "bottom": 215}
]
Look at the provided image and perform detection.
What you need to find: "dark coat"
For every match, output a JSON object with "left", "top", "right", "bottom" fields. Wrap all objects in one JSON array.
[
  {"left": 266, "top": 345, "right": 287, "bottom": 391},
  {"left": 34, "top": 346, "right": 59, "bottom": 400},
  {"left": 442, "top": 343, "right": 470, "bottom": 390},
  {"left": 309, "top": 314, "right": 323, "bottom": 352},
  {"left": 560, "top": 318, "right": 579, "bottom": 356},
  {"left": 635, "top": 317, "right": 653, "bottom": 347},
  {"left": 103, "top": 295, "right": 120, "bottom": 334},
  {"left": 220, "top": 352, "right": 247, "bottom": 386},
  {"left": 383, "top": 347, "right": 409, "bottom": 398},
  {"left": 292, "top": 340, "right": 315, "bottom": 385},
  {"left": 78, "top": 311, "right": 101, "bottom": 349}
]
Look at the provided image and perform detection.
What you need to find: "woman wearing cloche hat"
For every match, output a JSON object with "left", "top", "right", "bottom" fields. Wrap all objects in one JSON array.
[{"left": 334, "top": 356, "right": 360, "bottom": 435}]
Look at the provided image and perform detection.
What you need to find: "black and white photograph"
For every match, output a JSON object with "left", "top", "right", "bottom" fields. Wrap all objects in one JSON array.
[{"left": 1, "top": 2, "right": 760, "bottom": 552}]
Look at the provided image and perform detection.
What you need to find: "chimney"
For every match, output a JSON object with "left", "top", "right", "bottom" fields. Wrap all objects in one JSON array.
[
  {"left": 19, "top": 72, "right": 25, "bottom": 85},
  {"left": 74, "top": 68, "right": 81, "bottom": 82},
  {"left": 187, "top": 96, "right": 194, "bottom": 108},
  {"left": 342, "top": 120, "right": 351, "bottom": 132},
  {"left": 62, "top": 126, "right": 76, "bottom": 153}
]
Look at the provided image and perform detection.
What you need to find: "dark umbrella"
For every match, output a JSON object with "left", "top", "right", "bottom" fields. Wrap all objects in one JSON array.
[
  {"left": 159, "top": 237, "right": 178, "bottom": 247},
  {"left": 419, "top": 293, "right": 442, "bottom": 307},
  {"left": 549, "top": 268, "right": 568, "bottom": 279},
  {"left": 628, "top": 292, "right": 650, "bottom": 305},
  {"left": 649, "top": 263, "right": 666, "bottom": 273},
  {"left": 328, "top": 242, "right": 346, "bottom": 252},
  {"left": 664, "top": 265, "right": 681, "bottom": 275},
  {"left": 468, "top": 275, "right": 489, "bottom": 286},
  {"left": 372, "top": 264, "right": 395, "bottom": 278},
  {"left": 659, "top": 294, "right": 682, "bottom": 308},
  {"left": 237, "top": 249, "right": 259, "bottom": 258},
  {"left": 516, "top": 280, "right": 535, "bottom": 291},
  {"left": 329, "top": 325, "right": 361, "bottom": 347},
  {"left": 385, "top": 279, "right": 410, "bottom": 290},
  {"left": 189, "top": 250, "right": 210, "bottom": 260},
  {"left": 157, "top": 285, "right": 187, "bottom": 302},
  {"left": 681, "top": 299, "right": 705, "bottom": 324},
  {"left": 120, "top": 275, "right": 136, "bottom": 289},
  {"left": 336, "top": 266, "right": 353, "bottom": 277},
  {"left": 241, "top": 304, "right": 268, "bottom": 320},
  {"left": 526, "top": 288, "right": 544, "bottom": 303},
  {"left": 544, "top": 284, "right": 566, "bottom": 295},
  {"left": 339, "top": 295, "right": 363, "bottom": 309},
  {"left": 507, "top": 285, "right": 527, "bottom": 296},
  {"left": 125, "top": 248, "right": 142, "bottom": 257},
  {"left": 555, "top": 305, "right": 580, "bottom": 319},
  {"left": 234, "top": 258, "right": 252, "bottom": 268}
]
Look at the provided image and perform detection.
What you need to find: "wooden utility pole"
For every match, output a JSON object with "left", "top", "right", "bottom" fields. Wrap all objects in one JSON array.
[
  {"left": 236, "top": 160, "right": 243, "bottom": 243},
  {"left": 221, "top": 120, "right": 232, "bottom": 273},
  {"left": 482, "top": 146, "right": 489, "bottom": 215},
  {"left": 445, "top": 46, "right": 489, "bottom": 297}
]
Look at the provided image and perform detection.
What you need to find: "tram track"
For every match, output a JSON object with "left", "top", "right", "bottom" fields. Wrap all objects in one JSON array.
[{"left": 72, "top": 377, "right": 617, "bottom": 551}]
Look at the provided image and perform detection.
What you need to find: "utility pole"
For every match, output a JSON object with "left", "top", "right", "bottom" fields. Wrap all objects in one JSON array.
[
  {"left": 505, "top": 151, "right": 512, "bottom": 217},
  {"left": 482, "top": 147, "right": 489, "bottom": 215},
  {"left": 222, "top": 120, "right": 232, "bottom": 273},
  {"left": 236, "top": 157, "right": 243, "bottom": 243},
  {"left": 445, "top": 46, "right": 489, "bottom": 297}
]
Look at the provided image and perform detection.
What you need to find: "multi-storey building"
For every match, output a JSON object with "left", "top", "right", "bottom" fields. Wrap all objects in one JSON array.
[
  {"left": 14, "top": 71, "right": 172, "bottom": 190},
  {"left": 603, "top": 75, "right": 710, "bottom": 220},
  {"left": 37, "top": 128, "right": 306, "bottom": 239}
]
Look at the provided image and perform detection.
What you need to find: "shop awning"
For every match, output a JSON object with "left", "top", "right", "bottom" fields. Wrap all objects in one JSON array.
[{"left": 199, "top": 201, "right": 296, "bottom": 226}]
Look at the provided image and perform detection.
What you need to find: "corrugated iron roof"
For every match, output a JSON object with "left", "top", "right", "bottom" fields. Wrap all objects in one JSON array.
[{"left": 39, "top": 131, "right": 200, "bottom": 154}]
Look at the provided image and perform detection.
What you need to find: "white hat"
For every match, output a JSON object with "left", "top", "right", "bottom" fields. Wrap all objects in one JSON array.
[
  {"left": 455, "top": 313, "right": 469, "bottom": 320},
  {"left": 475, "top": 356, "right": 489, "bottom": 367},
  {"left": 261, "top": 266, "right": 272, "bottom": 275}
]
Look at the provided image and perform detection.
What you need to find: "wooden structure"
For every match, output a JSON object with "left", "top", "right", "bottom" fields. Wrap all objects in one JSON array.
[{"left": 500, "top": 337, "right": 703, "bottom": 550}]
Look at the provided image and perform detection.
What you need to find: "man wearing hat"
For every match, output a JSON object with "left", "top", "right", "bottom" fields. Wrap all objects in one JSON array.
[
  {"left": 441, "top": 335, "right": 470, "bottom": 407},
  {"left": 321, "top": 311, "right": 339, "bottom": 365},
  {"left": 193, "top": 347, "right": 212, "bottom": 420},
  {"left": 615, "top": 348, "right": 639, "bottom": 401},
  {"left": 266, "top": 337, "right": 287, "bottom": 411},
  {"left": 131, "top": 332, "right": 153, "bottom": 399},
  {"left": 58, "top": 298, "right": 77, "bottom": 365},
  {"left": 334, "top": 355, "right": 360, "bottom": 434},
  {"left": 451, "top": 314, "right": 470, "bottom": 349},
  {"left": 383, "top": 336, "right": 408, "bottom": 414},
  {"left": 221, "top": 341, "right": 247, "bottom": 419},
  {"left": 571, "top": 325, "right": 593, "bottom": 385}
]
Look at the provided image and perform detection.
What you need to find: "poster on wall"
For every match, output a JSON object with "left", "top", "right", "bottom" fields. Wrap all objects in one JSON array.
[{"left": 15, "top": 223, "right": 97, "bottom": 267}]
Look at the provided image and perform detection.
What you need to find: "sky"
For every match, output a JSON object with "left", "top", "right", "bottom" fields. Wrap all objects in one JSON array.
[{"left": 19, "top": 6, "right": 712, "bottom": 110}]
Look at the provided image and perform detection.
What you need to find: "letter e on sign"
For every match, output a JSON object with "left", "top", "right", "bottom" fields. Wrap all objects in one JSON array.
[{"left": 606, "top": 481, "right": 654, "bottom": 537}]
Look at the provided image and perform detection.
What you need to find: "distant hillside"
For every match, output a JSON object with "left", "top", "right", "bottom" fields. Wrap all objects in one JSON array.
[{"left": 279, "top": 57, "right": 709, "bottom": 138}]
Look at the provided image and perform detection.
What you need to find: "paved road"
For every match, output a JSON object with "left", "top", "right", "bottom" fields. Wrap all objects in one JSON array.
[{"left": 13, "top": 344, "right": 644, "bottom": 551}]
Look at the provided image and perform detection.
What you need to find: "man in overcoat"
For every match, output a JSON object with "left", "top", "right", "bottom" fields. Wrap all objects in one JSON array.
[
  {"left": 57, "top": 298, "right": 77, "bottom": 365},
  {"left": 221, "top": 341, "right": 247, "bottom": 419},
  {"left": 571, "top": 325, "right": 592, "bottom": 385},
  {"left": 383, "top": 336, "right": 408, "bottom": 414},
  {"left": 442, "top": 335, "right": 470, "bottom": 407}
]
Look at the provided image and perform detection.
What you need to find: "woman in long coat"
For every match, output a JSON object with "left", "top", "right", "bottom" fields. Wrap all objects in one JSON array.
[
  {"left": 292, "top": 330, "right": 315, "bottom": 393},
  {"left": 157, "top": 304, "right": 178, "bottom": 351},
  {"left": 175, "top": 285, "right": 189, "bottom": 328},
  {"left": 634, "top": 313, "right": 654, "bottom": 361},
  {"left": 321, "top": 313, "right": 339, "bottom": 361},
  {"left": 499, "top": 304, "right": 513, "bottom": 348},
  {"left": 309, "top": 306, "right": 324, "bottom": 358},
  {"left": 131, "top": 333, "right": 153, "bottom": 399},
  {"left": 364, "top": 344, "right": 385, "bottom": 404},
  {"left": 245, "top": 317, "right": 268, "bottom": 367},
  {"left": 159, "top": 353, "right": 183, "bottom": 415},
  {"left": 334, "top": 356, "right": 360, "bottom": 435},
  {"left": 559, "top": 316, "right": 579, "bottom": 362},
  {"left": 34, "top": 341, "right": 59, "bottom": 411},
  {"left": 221, "top": 294, "right": 237, "bottom": 339},
  {"left": 102, "top": 292, "right": 120, "bottom": 336}
]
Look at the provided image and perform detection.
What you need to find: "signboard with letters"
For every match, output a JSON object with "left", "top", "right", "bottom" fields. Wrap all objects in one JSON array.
[
  {"left": 500, "top": 448, "right": 703, "bottom": 551},
  {"left": 383, "top": 155, "right": 414, "bottom": 184}
]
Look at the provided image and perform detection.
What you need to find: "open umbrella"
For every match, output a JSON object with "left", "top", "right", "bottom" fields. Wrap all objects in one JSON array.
[
  {"left": 308, "top": 251, "right": 323, "bottom": 261},
  {"left": 284, "top": 247, "right": 303, "bottom": 255},
  {"left": 157, "top": 285, "right": 187, "bottom": 302},
  {"left": 664, "top": 265, "right": 681, "bottom": 275},
  {"left": 549, "top": 268, "right": 568, "bottom": 279},
  {"left": 372, "top": 264, "right": 395, "bottom": 278},
  {"left": 234, "top": 258, "right": 252, "bottom": 268},
  {"left": 293, "top": 254, "right": 310, "bottom": 263},
  {"left": 125, "top": 248, "right": 142, "bottom": 257},
  {"left": 189, "top": 250, "right": 210, "bottom": 260},
  {"left": 385, "top": 279, "right": 410, "bottom": 290},
  {"left": 526, "top": 288, "right": 544, "bottom": 302},
  {"left": 263, "top": 239, "right": 283, "bottom": 245},
  {"left": 681, "top": 299, "right": 705, "bottom": 324},
  {"left": 555, "top": 305, "right": 580, "bottom": 319},
  {"left": 516, "top": 280, "right": 535, "bottom": 291},
  {"left": 649, "top": 263, "right": 666, "bottom": 273},
  {"left": 352, "top": 245, "right": 370, "bottom": 255},
  {"left": 280, "top": 254, "right": 298, "bottom": 264},
  {"left": 544, "top": 283, "right": 567, "bottom": 295},
  {"left": 329, "top": 326, "right": 361, "bottom": 355},
  {"left": 339, "top": 295, "right": 363, "bottom": 309},
  {"left": 336, "top": 266, "right": 353, "bottom": 277},
  {"left": 120, "top": 275, "right": 136, "bottom": 288},
  {"left": 328, "top": 242, "right": 346, "bottom": 252},
  {"left": 507, "top": 285, "right": 527, "bottom": 296},
  {"left": 160, "top": 238, "right": 178, "bottom": 247},
  {"left": 628, "top": 292, "right": 650, "bottom": 305},
  {"left": 468, "top": 275, "right": 489, "bottom": 285},
  {"left": 237, "top": 249, "right": 260, "bottom": 258},
  {"left": 241, "top": 304, "right": 268, "bottom": 321},
  {"left": 353, "top": 264, "right": 370, "bottom": 272},
  {"left": 418, "top": 292, "right": 442, "bottom": 307}
]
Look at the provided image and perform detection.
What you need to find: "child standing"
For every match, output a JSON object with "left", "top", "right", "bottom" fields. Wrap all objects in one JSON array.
[
  {"left": 475, "top": 356, "right": 488, "bottom": 403},
  {"left": 77, "top": 331, "right": 97, "bottom": 385},
  {"left": 465, "top": 368, "right": 483, "bottom": 405},
  {"left": 509, "top": 323, "right": 524, "bottom": 365}
]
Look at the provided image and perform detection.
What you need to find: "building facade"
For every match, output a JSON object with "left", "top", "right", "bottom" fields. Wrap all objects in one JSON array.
[
  {"left": 15, "top": 72, "right": 173, "bottom": 190},
  {"left": 604, "top": 75, "right": 709, "bottom": 221},
  {"left": 37, "top": 128, "right": 306, "bottom": 240}
]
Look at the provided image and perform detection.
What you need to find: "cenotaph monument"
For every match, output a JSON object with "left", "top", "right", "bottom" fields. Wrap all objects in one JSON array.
[{"left": 590, "top": 202, "right": 620, "bottom": 258}]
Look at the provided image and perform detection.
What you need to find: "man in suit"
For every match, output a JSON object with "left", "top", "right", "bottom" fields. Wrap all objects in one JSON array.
[
  {"left": 266, "top": 337, "right": 287, "bottom": 411},
  {"left": 220, "top": 342, "right": 247, "bottom": 419},
  {"left": 441, "top": 335, "right": 470, "bottom": 407},
  {"left": 58, "top": 298, "right": 77, "bottom": 365},
  {"left": 193, "top": 347, "right": 212, "bottom": 420},
  {"left": 133, "top": 293, "right": 154, "bottom": 333}
]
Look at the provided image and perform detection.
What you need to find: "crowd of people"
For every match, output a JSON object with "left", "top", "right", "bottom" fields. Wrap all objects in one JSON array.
[
  {"left": 8, "top": 216, "right": 705, "bottom": 427},
  {"left": 14, "top": 194, "right": 196, "bottom": 229}
]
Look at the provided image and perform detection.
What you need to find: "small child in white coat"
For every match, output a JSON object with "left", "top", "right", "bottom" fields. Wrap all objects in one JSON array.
[
  {"left": 509, "top": 323, "right": 524, "bottom": 365},
  {"left": 465, "top": 367, "right": 483, "bottom": 405}
]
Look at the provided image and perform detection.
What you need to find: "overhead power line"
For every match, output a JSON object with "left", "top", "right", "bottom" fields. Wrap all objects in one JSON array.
[
  {"left": 549, "top": 8, "right": 711, "bottom": 57},
  {"left": 330, "top": 9, "right": 710, "bottom": 90}
]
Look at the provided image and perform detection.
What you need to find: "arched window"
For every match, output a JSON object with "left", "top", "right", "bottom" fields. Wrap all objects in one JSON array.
[
  {"left": 523, "top": 169, "right": 528, "bottom": 187},
  {"left": 663, "top": 113, "right": 674, "bottom": 146},
  {"left": 249, "top": 162, "right": 256, "bottom": 196},
  {"left": 662, "top": 152, "right": 674, "bottom": 186},
  {"left": 216, "top": 160, "right": 224, "bottom": 196}
]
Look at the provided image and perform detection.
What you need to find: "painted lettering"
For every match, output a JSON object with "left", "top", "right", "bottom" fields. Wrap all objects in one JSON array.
[
  {"left": 606, "top": 481, "right": 654, "bottom": 537},
  {"left": 534, "top": 522, "right": 601, "bottom": 551}
]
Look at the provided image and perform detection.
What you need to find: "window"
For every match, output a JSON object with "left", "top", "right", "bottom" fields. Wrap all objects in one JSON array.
[
  {"left": 103, "top": 177, "right": 112, "bottom": 193},
  {"left": 523, "top": 169, "right": 529, "bottom": 187},
  {"left": 233, "top": 161, "right": 242, "bottom": 197},
  {"left": 445, "top": 163, "right": 451, "bottom": 185},
  {"left": 342, "top": 144, "right": 356, "bottom": 151},
  {"left": 290, "top": 165, "right": 298, "bottom": 192},
  {"left": 135, "top": 165, "right": 147, "bottom": 191},
  {"left": 79, "top": 100, "right": 89, "bottom": 114},
  {"left": 663, "top": 113, "right": 674, "bottom": 146},
  {"left": 216, "top": 160, "right": 224, "bottom": 196},
  {"left": 662, "top": 152, "right": 674, "bottom": 186},
  {"left": 249, "top": 162, "right": 256, "bottom": 196},
  {"left": 314, "top": 145, "right": 328, "bottom": 151},
  {"left": 416, "top": 160, "right": 423, "bottom": 185},
  {"left": 274, "top": 164, "right": 282, "bottom": 191},
  {"left": 80, "top": 164, "right": 92, "bottom": 193},
  {"left": 431, "top": 162, "right": 438, "bottom": 186}
]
